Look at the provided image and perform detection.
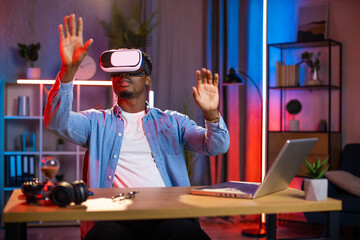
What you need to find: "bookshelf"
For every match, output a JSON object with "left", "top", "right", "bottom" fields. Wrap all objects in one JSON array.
[
  {"left": 266, "top": 39, "right": 342, "bottom": 176},
  {"left": 1, "top": 79, "right": 114, "bottom": 214}
]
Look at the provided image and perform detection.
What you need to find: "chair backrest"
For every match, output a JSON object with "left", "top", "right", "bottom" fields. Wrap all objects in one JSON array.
[
  {"left": 341, "top": 144, "right": 360, "bottom": 177},
  {"left": 82, "top": 150, "right": 89, "bottom": 184},
  {"left": 81, "top": 150, "right": 94, "bottom": 239}
]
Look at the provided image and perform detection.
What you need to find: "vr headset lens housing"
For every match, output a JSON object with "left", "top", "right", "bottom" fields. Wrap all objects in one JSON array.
[{"left": 100, "top": 49, "right": 146, "bottom": 75}]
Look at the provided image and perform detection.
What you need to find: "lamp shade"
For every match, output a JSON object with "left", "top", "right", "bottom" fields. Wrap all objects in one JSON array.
[{"left": 225, "top": 68, "right": 245, "bottom": 83}]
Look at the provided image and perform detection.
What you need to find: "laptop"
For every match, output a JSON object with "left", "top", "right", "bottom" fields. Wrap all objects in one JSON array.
[{"left": 190, "top": 138, "right": 318, "bottom": 199}]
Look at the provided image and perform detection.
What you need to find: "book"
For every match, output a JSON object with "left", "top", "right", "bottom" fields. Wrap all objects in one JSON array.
[
  {"left": 276, "top": 61, "right": 284, "bottom": 87},
  {"left": 276, "top": 63, "right": 300, "bottom": 87},
  {"left": 23, "top": 155, "right": 29, "bottom": 182},
  {"left": 9, "top": 155, "right": 16, "bottom": 186},
  {"left": 29, "top": 155, "right": 35, "bottom": 178},
  {"left": 16, "top": 155, "right": 23, "bottom": 186}
]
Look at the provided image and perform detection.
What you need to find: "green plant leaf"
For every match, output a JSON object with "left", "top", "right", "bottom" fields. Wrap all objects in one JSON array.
[
  {"left": 319, "top": 156, "right": 328, "bottom": 168},
  {"left": 304, "top": 156, "right": 329, "bottom": 179},
  {"left": 317, "top": 165, "right": 329, "bottom": 179},
  {"left": 17, "top": 42, "right": 41, "bottom": 67},
  {"left": 99, "top": 1, "right": 157, "bottom": 51},
  {"left": 304, "top": 160, "right": 316, "bottom": 174},
  {"left": 314, "top": 158, "right": 320, "bottom": 169}
]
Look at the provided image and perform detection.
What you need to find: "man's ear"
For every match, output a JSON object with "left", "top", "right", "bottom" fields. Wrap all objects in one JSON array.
[{"left": 145, "top": 76, "right": 152, "bottom": 86}]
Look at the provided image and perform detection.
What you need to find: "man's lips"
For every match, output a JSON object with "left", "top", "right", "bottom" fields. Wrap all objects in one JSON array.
[{"left": 118, "top": 78, "right": 132, "bottom": 87}]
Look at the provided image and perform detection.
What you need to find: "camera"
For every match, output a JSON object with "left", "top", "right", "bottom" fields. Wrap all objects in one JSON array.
[{"left": 21, "top": 179, "right": 89, "bottom": 207}]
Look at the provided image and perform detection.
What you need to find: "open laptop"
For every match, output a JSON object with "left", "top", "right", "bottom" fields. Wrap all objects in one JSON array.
[{"left": 190, "top": 138, "right": 318, "bottom": 199}]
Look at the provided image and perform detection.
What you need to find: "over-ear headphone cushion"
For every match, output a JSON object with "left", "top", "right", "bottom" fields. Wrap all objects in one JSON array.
[
  {"left": 50, "top": 182, "right": 74, "bottom": 207},
  {"left": 72, "top": 180, "right": 88, "bottom": 204}
]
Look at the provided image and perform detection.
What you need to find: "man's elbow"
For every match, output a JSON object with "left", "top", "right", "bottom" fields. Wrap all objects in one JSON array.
[{"left": 207, "top": 138, "right": 230, "bottom": 156}]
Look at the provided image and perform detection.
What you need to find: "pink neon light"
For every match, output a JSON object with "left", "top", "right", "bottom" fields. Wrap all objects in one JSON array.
[{"left": 17, "top": 79, "right": 112, "bottom": 86}]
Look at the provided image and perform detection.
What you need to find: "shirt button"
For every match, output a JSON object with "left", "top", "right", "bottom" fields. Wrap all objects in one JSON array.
[
  {"left": 118, "top": 133, "right": 122, "bottom": 136},
  {"left": 113, "top": 155, "right": 117, "bottom": 158},
  {"left": 108, "top": 176, "right": 111, "bottom": 179}
]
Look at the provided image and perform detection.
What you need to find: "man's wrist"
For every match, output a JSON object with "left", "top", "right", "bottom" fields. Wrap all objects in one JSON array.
[
  {"left": 204, "top": 111, "right": 220, "bottom": 123},
  {"left": 59, "top": 65, "right": 77, "bottom": 83}
]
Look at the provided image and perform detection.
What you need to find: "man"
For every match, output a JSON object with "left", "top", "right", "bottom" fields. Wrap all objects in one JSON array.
[{"left": 45, "top": 14, "right": 230, "bottom": 240}]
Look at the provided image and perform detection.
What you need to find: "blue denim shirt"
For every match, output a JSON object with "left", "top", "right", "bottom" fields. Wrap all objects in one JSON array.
[{"left": 44, "top": 76, "right": 230, "bottom": 188}]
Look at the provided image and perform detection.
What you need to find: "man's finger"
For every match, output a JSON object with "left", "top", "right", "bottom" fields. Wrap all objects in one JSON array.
[
  {"left": 64, "top": 15, "right": 70, "bottom": 38},
  {"left": 202, "top": 68, "right": 207, "bottom": 84},
  {"left": 58, "top": 24, "right": 65, "bottom": 41},
  {"left": 196, "top": 70, "right": 202, "bottom": 88},
  {"left": 78, "top": 17, "right": 83, "bottom": 41},
  {"left": 192, "top": 86, "right": 199, "bottom": 102},
  {"left": 207, "top": 70, "right": 213, "bottom": 84},
  {"left": 70, "top": 14, "right": 76, "bottom": 36},
  {"left": 214, "top": 73, "right": 219, "bottom": 87},
  {"left": 83, "top": 39, "right": 93, "bottom": 52}
]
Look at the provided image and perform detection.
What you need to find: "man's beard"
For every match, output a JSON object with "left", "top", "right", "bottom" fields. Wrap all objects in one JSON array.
[{"left": 118, "top": 90, "right": 134, "bottom": 98}]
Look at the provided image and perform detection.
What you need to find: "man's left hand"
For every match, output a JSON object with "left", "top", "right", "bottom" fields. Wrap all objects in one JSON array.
[{"left": 192, "top": 68, "right": 219, "bottom": 121}]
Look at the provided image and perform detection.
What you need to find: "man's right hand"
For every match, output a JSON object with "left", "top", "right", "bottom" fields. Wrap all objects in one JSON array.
[{"left": 58, "top": 14, "right": 93, "bottom": 83}]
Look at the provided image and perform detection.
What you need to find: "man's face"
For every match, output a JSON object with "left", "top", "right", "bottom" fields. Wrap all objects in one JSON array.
[{"left": 112, "top": 72, "right": 150, "bottom": 99}]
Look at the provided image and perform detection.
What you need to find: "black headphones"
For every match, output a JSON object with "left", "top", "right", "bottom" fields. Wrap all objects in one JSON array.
[
  {"left": 22, "top": 179, "right": 89, "bottom": 207},
  {"left": 50, "top": 180, "right": 89, "bottom": 207}
]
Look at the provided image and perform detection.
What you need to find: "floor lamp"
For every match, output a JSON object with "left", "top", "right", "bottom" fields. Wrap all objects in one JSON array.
[{"left": 225, "top": 68, "right": 266, "bottom": 237}]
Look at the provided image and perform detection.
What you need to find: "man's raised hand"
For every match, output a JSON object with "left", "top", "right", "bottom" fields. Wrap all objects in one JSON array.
[
  {"left": 192, "top": 68, "right": 220, "bottom": 122},
  {"left": 58, "top": 14, "right": 93, "bottom": 83}
]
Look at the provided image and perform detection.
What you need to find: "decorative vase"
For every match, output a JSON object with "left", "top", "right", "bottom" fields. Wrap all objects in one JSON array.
[
  {"left": 288, "top": 120, "right": 299, "bottom": 131},
  {"left": 304, "top": 178, "right": 328, "bottom": 201},
  {"left": 27, "top": 67, "right": 41, "bottom": 79},
  {"left": 56, "top": 143, "right": 65, "bottom": 152},
  {"left": 306, "top": 68, "right": 322, "bottom": 86},
  {"left": 318, "top": 120, "right": 327, "bottom": 132}
]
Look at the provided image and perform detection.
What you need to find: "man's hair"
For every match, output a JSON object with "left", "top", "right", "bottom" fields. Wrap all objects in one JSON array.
[{"left": 141, "top": 51, "right": 152, "bottom": 76}]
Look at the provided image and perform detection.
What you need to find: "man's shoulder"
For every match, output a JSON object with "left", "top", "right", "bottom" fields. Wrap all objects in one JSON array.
[
  {"left": 80, "top": 107, "right": 114, "bottom": 118},
  {"left": 149, "top": 108, "right": 186, "bottom": 119}
]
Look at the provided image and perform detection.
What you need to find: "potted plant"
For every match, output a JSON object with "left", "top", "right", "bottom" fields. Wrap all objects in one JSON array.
[
  {"left": 56, "top": 138, "right": 65, "bottom": 152},
  {"left": 17, "top": 42, "right": 41, "bottom": 79},
  {"left": 99, "top": 2, "right": 157, "bottom": 51},
  {"left": 303, "top": 156, "right": 329, "bottom": 200},
  {"left": 298, "top": 51, "right": 321, "bottom": 85},
  {"left": 286, "top": 99, "right": 302, "bottom": 131}
]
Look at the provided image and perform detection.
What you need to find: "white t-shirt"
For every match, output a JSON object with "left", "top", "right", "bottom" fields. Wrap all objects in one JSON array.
[{"left": 113, "top": 110, "right": 166, "bottom": 188}]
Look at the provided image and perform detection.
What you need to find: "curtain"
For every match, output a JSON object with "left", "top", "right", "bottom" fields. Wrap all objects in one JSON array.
[
  {"left": 147, "top": 0, "right": 211, "bottom": 185},
  {"left": 146, "top": 0, "right": 263, "bottom": 185}
]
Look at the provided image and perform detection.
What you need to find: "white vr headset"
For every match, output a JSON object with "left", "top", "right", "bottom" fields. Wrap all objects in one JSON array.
[{"left": 100, "top": 49, "right": 146, "bottom": 75}]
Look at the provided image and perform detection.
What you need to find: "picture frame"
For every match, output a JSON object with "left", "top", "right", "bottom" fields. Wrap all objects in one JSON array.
[{"left": 297, "top": 5, "right": 328, "bottom": 42}]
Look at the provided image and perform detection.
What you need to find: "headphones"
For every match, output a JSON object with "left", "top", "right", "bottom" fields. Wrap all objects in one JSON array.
[
  {"left": 50, "top": 180, "right": 89, "bottom": 207},
  {"left": 22, "top": 179, "right": 89, "bottom": 207}
]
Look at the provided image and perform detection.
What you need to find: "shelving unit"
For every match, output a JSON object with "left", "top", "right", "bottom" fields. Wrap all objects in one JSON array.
[
  {"left": 266, "top": 39, "right": 342, "bottom": 176},
  {"left": 1, "top": 80, "right": 113, "bottom": 213}
]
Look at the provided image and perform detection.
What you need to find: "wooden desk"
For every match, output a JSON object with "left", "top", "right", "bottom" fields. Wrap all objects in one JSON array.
[{"left": 3, "top": 187, "right": 342, "bottom": 240}]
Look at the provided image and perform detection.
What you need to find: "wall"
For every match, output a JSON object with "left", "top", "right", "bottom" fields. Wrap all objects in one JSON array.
[
  {"left": 268, "top": 0, "right": 360, "bottom": 147},
  {"left": 0, "top": 0, "right": 136, "bottom": 83}
]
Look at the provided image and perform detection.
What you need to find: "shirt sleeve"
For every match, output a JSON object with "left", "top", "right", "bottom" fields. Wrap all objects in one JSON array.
[
  {"left": 44, "top": 74, "right": 91, "bottom": 147},
  {"left": 181, "top": 113, "right": 230, "bottom": 156}
]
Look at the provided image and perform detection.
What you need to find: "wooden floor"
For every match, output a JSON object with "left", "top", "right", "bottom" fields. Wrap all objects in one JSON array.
[{"left": 0, "top": 216, "right": 358, "bottom": 240}]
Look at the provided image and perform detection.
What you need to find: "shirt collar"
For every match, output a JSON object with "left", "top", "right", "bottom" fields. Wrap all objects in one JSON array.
[{"left": 113, "top": 102, "right": 150, "bottom": 118}]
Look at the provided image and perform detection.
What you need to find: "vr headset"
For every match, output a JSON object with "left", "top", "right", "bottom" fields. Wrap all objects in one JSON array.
[{"left": 100, "top": 49, "right": 149, "bottom": 75}]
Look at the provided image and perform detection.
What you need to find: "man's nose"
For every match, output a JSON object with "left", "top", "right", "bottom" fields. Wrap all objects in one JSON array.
[{"left": 119, "top": 73, "right": 130, "bottom": 77}]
